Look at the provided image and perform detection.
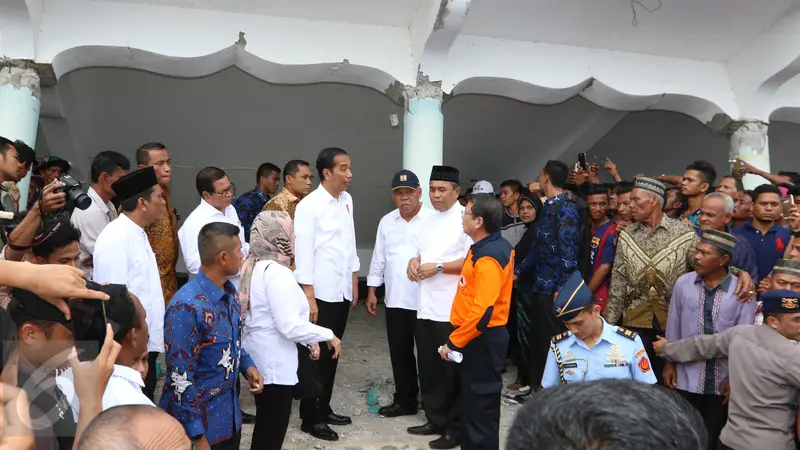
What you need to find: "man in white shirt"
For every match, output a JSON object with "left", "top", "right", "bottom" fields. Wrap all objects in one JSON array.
[
  {"left": 58, "top": 282, "right": 155, "bottom": 418},
  {"left": 294, "top": 147, "right": 359, "bottom": 441},
  {"left": 179, "top": 167, "right": 249, "bottom": 285},
  {"left": 406, "top": 165, "right": 472, "bottom": 449},
  {"left": 93, "top": 166, "right": 165, "bottom": 401},
  {"left": 71, "top": 151, "right": 130, "bottom": 278},
  {"left": 366, "top": 169, "right": 430, "bottom": 418}
]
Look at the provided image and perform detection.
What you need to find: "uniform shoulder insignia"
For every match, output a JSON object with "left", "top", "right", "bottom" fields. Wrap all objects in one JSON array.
[
  {"left": 552, "top": 331, "right": 571, "bottom": 343},
  {"left": 615, "top": 327, "right": 638, "bottom": 341}
]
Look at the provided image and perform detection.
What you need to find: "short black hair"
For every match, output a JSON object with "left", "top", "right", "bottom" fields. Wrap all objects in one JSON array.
[
  {"left": 743, "top": 189, "right": 755, "bottom": 202},
  {"left": 469, "top": 194, "right": 504, "bottom": 234},
  {"left": 778, "top": 171, "right": 800, "bottom": 186},
  {"left": 196, "top": 167, "right": 227, "bottom": 196},
  {"left": 615, "top": 181, "right": 635, "bottom": 196},
  {"left": 0, "top": 136, "right": 13, "bottom": 156},
  {"left": 198, "top": 222, "right": 240, "bottom": 266},
  {"left": 720, "top": 175, "right": 744, "bottom": 193},
  {"left": 0, "top": 308, "right": 17, "bottom": 375},
  {"left": 752, "top": 183, "right": 782, "bottom": 202},
  {"left": 256, "top": 163, "right": 281, "bottom": 185},
  {"left": 316, "top": 147, "right": 348, "bottom": 180},
  {"left": 70, "top": 284, "right": 138, "bottom": 360},
  {"left": 585, "top": 184, "right": 609, "bottom": 199},
  {"left": 542, "top": 160, "right": 569, "bottom": 189},
  {"left": 120, "top": 187, "right": 155, "bottom": 212},
  {"left": 685, "top": 160, "right": 717, "bottom": 186},
  {"left": 506, "top": 379, "right": 706, "bottom": 450},
  {"left": 32, "top": 222, "right": 81, "bottom": 259},
  {"left": 134, "top": 142, "right": 166, "bottom": 166},
  {"left": 283, "top": 159, "right": 311, "bottom": 184},
  {"left": 500, "top": 180, "right": 523, "bottom": 195},
  {"left": 90, "top": 151, "right": 131, "bottom": 183}
]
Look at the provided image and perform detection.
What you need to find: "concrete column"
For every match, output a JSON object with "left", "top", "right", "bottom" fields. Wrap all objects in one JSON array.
[
  {"left": 403, "top": 76, "right": 444, "bottom": 208},
  {"left": 0, "top": 65, "right": 41, "bottom": 211},
  {"left": 729, "top": 120, "right": 769, "bottom": 191}
]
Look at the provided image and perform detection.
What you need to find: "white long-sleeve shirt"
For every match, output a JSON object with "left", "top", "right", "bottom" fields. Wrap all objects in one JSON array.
[
  {"left": 416, "top": 202, "right": 472, "bottom": 322},
  {"left": 178, "top": 199, "right": 249, "bottom": 283},
  {"left": 70, "top": 187, "right": 118, "bottom": 280},
  {"left": 57, "top": 364, "right": 154, "bottom": 419},
  {"left": 243, "top": 260, "right": 335, "bottom": 385},
  {"left": 293, "top": 186, "right": 359, "bottom": 303},
  {"left": 367, "top": 207, "right": 431, "bottom": 310},
  {"left": 93, "top": 214, "right": 165, "bottom": 353}
]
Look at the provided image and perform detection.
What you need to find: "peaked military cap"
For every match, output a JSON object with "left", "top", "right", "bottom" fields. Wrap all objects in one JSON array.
[{"left": 761, "top": 290, "right": 800, "bottom": 314}]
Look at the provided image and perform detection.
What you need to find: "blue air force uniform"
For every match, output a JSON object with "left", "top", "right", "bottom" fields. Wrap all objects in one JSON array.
[{"left": 541, "top": 272, "right": 657, "bottom": 389}]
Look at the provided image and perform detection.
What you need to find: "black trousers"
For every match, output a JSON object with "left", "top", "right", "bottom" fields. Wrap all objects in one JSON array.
[
  {"left": 416, "top": 319, "right": 459, "bottom": 436},
  {"left": 251, "top": 384, "right": 294, "bottom": 450},
  {"left": 143, "top": 351, "right": 159, "bottom": 401},
  {"left": 459, "top": 327, "right": 508, "bottom": 450},
  {"left": 385, "top": 307, "right": 419, "bottom": 410},
  {"left": 528, "top": 293, "right": 566, "bottom": 389},
  {"left": 210, "top": 431, "right": 241, "bottom": 450},
  {"left": 627, "top": 325, "right": 665, "bottom": 385},
  {"left": 506, "top": 291, "right": 519, "bottom": 365},
  {"left": 679, "top": 391, "right": 728, "bottom": 450},
  {"left": 299, "top": 299, "right": 350, "bottom": 424}
]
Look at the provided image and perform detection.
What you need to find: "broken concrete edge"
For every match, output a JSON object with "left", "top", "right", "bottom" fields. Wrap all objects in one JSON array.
[
  {"left": 384, "top": 69, "right": 445, "bottom": 112},
  {"left": 0, "top": 63, "right": 42, "bottom": 99}
]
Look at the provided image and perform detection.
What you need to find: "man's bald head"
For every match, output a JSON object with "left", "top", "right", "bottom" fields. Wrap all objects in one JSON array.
[{"left": 77, "top": 405, "right": 190, "bottom": 450}]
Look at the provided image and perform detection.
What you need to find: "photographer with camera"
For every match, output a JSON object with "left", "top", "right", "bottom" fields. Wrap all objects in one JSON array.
[{"left": 0, "top": 138, "right": 36, "bottom": 215}]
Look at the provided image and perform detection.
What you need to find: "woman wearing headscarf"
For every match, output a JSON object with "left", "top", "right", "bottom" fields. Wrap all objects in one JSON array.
[
  {"left": 240, "top": 211, "right": 342, "bottom": 450},
  {"left": 507, "top": 192, "right": 543, "bottom": 400}
]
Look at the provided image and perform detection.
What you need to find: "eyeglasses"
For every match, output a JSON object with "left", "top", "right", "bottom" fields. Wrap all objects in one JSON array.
[
  {"left": 461, "top": 211, "right": 474, "bottom": 217},
  {"left": 213, "top": 184, "right": 236, "bottom": 197}
]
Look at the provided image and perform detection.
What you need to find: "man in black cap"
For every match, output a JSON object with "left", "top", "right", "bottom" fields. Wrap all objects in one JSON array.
[
  {"left": 663, "top": 229, "right": 756, "bottom": 450},
  {"left": 406, "top": 165, "right": 472, "bottom": 449},
  {"left": 755, "top": 259, "right": 800, "bottom": 324},
  {"left": 656, "top": 289, "right": 800, "bottom": 450},
  {"left": 37, "top": 156, "right": 71, "bottom": 186},
  {"left": 92, "top": 166, "right": 165, "bottom": 400},
  {"left": 0, "top": 137, "right": 36, "bottom": 214},
  {"left": 366, "top": 169, "right": 431, "bottom": 418}
]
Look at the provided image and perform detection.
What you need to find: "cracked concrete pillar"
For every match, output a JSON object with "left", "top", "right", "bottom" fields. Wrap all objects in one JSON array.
[
  {"left": 403, "top": 75, "right": 444, "bottom": 207},
  {"left": 729, "top": 120, "right": 769, "bottom": 190},
  {"left": 0, "top": 64, "right": 41, "bottom": 210}
]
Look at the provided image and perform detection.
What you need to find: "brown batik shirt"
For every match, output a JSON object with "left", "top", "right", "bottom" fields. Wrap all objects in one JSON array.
[{"left": 144, "top": 187, "right": 179, "bottom": 304}]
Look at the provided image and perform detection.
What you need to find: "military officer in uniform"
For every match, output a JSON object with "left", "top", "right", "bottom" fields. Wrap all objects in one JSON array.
[{"left": 541, "top": 271, "right": 657, "bottom": 388}]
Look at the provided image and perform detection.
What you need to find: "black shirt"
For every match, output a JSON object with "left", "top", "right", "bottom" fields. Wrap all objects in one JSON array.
[{"left": 18, "top": 360, "right": 76, "bottom": 450}]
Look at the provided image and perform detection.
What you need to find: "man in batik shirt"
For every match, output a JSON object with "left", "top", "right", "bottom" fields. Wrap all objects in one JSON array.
[
  {"left": 262, "top": 159, "right": 313, "bottom": 221},
  {"left": 161, "top": 222, "right": 263, "bottom": 450},
  {"left": 136, "top": 142, "right": 180, "bottom": 304}
]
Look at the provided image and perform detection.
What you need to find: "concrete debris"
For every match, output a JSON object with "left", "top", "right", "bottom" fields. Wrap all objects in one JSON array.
[{"left": 0, "top": 65, "right": 41, "bottom": 99}]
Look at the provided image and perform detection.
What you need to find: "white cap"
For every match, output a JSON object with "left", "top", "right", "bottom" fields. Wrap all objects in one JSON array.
[{"left": 472, "top": 180, "right": 494, "bottom": 195}]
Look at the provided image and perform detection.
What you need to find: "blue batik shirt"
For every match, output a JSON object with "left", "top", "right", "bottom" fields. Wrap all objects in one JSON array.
[
  {"left": 232, "top": 188, "right": 270, "bottom": 242},
  {"left": 515, "top": 193, "right": 581, "bottom": 295},
  {"left": 159, "top": 271, "right": 256, "bottom": 445}
]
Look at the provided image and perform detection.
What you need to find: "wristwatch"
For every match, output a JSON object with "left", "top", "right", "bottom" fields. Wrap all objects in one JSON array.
[{"left": 436, "top": 263, "right": 444, "bottom": 274}]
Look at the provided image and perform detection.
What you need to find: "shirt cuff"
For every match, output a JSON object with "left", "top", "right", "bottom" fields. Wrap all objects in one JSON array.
[
  {"left": 366, "top": 275, "right": 383, "bottom": 287},
  {"left": 447, "top": 337, "right": 464, "bottom": 351},
  {"left": 184, "top": 419, "right": 205, "bottom": 439}
]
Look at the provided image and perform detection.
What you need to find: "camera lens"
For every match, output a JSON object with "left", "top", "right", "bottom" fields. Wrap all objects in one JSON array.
[{"left": 70, "top": 190, "right": 92, "bottom": 210}]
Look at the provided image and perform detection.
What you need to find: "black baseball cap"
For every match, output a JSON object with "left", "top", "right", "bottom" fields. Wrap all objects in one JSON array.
[{"left": 391, "top": 170, "right": 420, "bottom": 190}]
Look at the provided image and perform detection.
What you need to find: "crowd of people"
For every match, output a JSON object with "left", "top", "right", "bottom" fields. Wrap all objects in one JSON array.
[{"left": 1, "top": 132, "right": 800, "bottom": 450}]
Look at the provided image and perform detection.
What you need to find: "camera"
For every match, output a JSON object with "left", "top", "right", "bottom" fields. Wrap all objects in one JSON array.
[{"left": 59, "top": 174, "right": 91, "bottom": 211}]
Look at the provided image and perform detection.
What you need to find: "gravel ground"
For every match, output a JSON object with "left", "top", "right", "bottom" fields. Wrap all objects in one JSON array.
[{"left": 157, "top": 305, "right": 522, "bottom": 449}]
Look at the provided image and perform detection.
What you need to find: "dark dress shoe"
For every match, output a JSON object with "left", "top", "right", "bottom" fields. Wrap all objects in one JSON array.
[
  {"left": 408, "top": 422, "right": 443, "bottom": 436},
  {"left": 379, "top": 404, "right": 417, "bottom": 418},
  {"left": 300, "top": 423, "right": 339, "bottom": 441},
  {"left": 323, "top": 412, "right": 352, "bottom": 426},
  {"left": 241, "top": 412, "right": 256, "bottom": 424},
  {"left": 429, "top": 434, "right": 460, "bottom": 449}
]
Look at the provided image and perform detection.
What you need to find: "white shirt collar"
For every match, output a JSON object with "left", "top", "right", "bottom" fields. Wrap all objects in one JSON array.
[
  {"left": 87, "top": 187, "right": 110, "bottom": 214},
  {"left": 119, "top": 213, "right": 146, "bottom": 234},
  {"left": 112, "top": 364, "right": 145, "bottom": 387}
]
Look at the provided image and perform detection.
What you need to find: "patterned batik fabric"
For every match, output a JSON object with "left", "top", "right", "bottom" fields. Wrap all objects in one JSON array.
[
  {"left": 159, "top": 271, "right": 255, "bottom": 445},
  {"left": 232, "top": 188, "right": 269, "bottom": 243},
  {"left": 144, "top": 188, "right": 179, "bottom": 305},
  {"left": 606, "top": 215, "right": 699, "bottom": 328},
  {"left": 262, "top": 188, "right": 299, "bottom": 221}
]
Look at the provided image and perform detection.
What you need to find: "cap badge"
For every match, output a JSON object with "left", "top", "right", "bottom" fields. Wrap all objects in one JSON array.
[{"left": 782, "top": 298, "right": 799, "bottom": 309}]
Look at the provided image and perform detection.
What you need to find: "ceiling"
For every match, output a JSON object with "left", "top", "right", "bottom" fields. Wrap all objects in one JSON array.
[
  {"left": 92, "top": 0, "right": 426, "bottom": 27},
  {"left": 463, "top": 0, "right": 798, "bottom": 61}
]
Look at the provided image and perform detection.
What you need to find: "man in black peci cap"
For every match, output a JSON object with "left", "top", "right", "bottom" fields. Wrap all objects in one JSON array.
[
  {"left": 366, "top": 169, "right": 432, "bottom": 418},
  {"left": 92, "top": 166, "right": 165, "bottom": 400}
]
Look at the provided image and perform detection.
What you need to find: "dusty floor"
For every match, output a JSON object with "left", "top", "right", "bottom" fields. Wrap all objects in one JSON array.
[{"left": 157, "top": 305, "right": 522, "bottom": 449}]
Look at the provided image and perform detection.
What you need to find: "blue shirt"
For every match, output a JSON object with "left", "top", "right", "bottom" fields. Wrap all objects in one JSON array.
[
  {"left": 589, "top": 221, "right": 616, "bottom": 282},
  {"left": 541, "top": 318, "right": 657, "bottom": 388},
  {"left": 232, "top": 188, "right": 270, "bottom": 242},
  {"left": 515, "top": 193, "right": 581, "bottom": 295},
  {"left": 159, "top": 271, "right": 256, "bottom": 444},
  {"left": 732, "top": 220, "right": 791, "bottom": 281}
]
